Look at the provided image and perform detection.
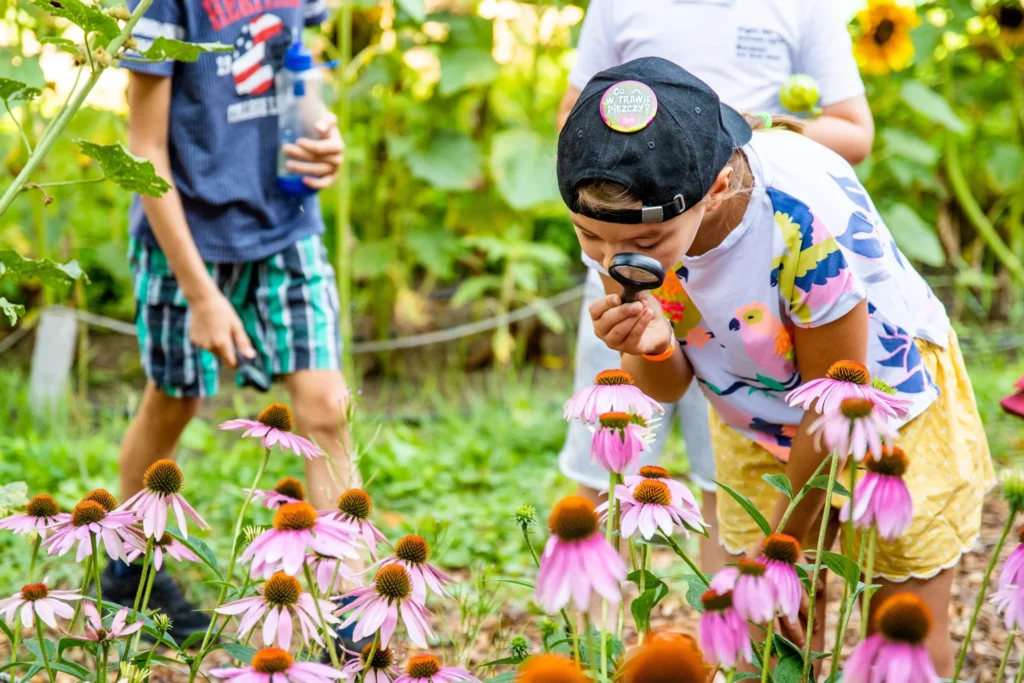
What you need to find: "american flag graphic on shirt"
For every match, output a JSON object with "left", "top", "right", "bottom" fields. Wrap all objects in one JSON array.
[{"left": 231, "top": 13, "right": 284, "bottom": 96}]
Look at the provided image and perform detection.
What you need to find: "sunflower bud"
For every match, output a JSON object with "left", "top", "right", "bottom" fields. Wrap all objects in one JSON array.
[
  {"left": 1001, "top": 469, "right": 1024, "bottom": 513},
  {"left": 514, "top": 505, "right": 536, "bottom": 530},
  {"left": 509, "top": 634, "right": 530, "bottom": 660},
  {"left": 153, "top": 613, "right": 172, "bottom": 634}
]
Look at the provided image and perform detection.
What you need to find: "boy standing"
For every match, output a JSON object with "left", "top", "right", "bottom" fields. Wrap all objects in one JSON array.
[{"left": 102, "top": 0, "right": 353, "bottom": 641}]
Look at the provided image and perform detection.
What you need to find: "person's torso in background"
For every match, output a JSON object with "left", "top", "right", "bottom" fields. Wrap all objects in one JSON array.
[{"left": 126, "top": 0, "right": 328, "bottom": 264}]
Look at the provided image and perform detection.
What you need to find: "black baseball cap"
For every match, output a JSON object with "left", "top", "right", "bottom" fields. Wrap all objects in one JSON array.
[{"left": 558, "top": 57, "right": 752, "bottom": 224}]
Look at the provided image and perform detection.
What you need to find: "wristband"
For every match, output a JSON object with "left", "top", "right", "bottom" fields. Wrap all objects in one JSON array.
[
  {"left": 756, "top": 111, "right": 773, "bottom": 129},
  {"left": 642, "top": 340, "right": 676, "bottom": 362}
]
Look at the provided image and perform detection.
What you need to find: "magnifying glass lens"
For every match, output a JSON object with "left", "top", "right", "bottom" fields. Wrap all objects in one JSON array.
[{"left": 612, "top": 265, "right": 662, "bottom": 284}]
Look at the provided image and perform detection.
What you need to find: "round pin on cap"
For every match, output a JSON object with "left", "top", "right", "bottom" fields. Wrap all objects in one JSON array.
[{"left": 600, "top": 80, "right": 658, "bottom": 133}]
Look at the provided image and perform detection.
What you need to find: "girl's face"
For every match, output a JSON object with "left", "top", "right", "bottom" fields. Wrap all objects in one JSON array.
[{"left": 571, "top": 204, "right": 709, "bottom": 274}]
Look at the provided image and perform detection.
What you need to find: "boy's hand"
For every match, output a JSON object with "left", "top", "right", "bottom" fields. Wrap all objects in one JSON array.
[
  {"left": 189, "top": 290, "right": 255, "bottom": 368},
  {"left": 282, "top": 112, "right": 344, "bottom": 190},
  {"left": 590, "top": 290, "right": 673, "bottom": 357}
]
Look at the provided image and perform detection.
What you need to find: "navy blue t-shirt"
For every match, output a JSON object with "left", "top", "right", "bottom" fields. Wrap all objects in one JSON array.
[{"left": 125, "top": 0, "right": 329, "bottom": 264}]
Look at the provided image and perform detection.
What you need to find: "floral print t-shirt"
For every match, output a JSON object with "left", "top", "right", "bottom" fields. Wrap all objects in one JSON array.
[{"left": 584, "top": 130, "right": 950, "bottom": 462}]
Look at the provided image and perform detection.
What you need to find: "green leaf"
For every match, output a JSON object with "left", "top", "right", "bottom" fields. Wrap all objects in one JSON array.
[
  {"left": 33, "top": 661, "right": 90, "bottom": 679},
  {"left": 0, "top": 250, "right": 88, "bottom": 290},
  {"left": 165, "top": 527, "right": 222, "bottom": 579},
  {"left": 679, "top": 574, "right": 707, "bottom": 613},
  {"left": 179, "top": 631, "right": 206, "bottom": 650},
  {"left": 882, "top": 203, "right": 946, "bottom": 267},
  {"left": 0, "top": 481, "right": 29, "bottom": 516},
  {"left": 803, "top": 475, "right": 850, "bottom": 499},
  {"left": 762, "top": 473, "right": 793, "bottom": 499},
  {"left": 40, "top": 36, "right": 81, "bottom": 56},
  {"left": 715, "top": 479, "right": 771, "bottom": 535},
  {"left": 451, "top": 275, "right": 502, "bottom": 307},
  {"left": 76, "top": 140, "right": 171, "bottom": 197},
  {"left": 0, "top": 77, "right": 41, "bottom": 105},
  {"left": 899, "top": 81, "right": 966, "bottom": 135},
  {"left": 626, "top": 569, "right": 664, "bottom": 590},
  {"left": 773, "top": 653, "right": 803, "bottom": 683},
  {"left": 351, "top": 240, "right": 398, "bottom": 279},
  {"left": 631, "top": 583, "right": 669, "bottom": 633},
  {"left": 910, "top": 21, "right": 943, "bottom": 62},
  {"left": 439, "top": 48, "right": 499, "bottom": 96},
  {"left": 138, "top": 38, "right": 232, "bottom": 62},
  {"left": 0, "top": 297, "right": 25, "bottom": 325},
  {"left": 880, "top": 128, "right": 939, "bottom": 167},
  {"left": 25, "top": 638, "right": 58, "bottom": 661},
  {"left": 31, "top": 0, "right": 120, "bottom": 45},
  {"left": 489, "top": 128, "right": 561, "bottom": 211},
  {"left": 986, "top": 145, "right": 1024, "bottom": 192},
  {"left": 485, "top": 673, "right": 517, "bottom": 683},
  {"left": 395, "top": 0, "right": 426, "bottom": 22},
  {"left": 479, "top": 655, "right": 525, "bottom": 668},
  {"left": 484, "top": 577, "right": 535, "bottom": 589},
  {"left": 0, "top": 619, "right": 14, "bottom": 643},
  {"left": 531, "top": 297, "right": 566, "bottom": 334},
  {"left": 815, "top": 550, "right": 860, "bottom": 587},
  {"left": 223, "top": 643, "right": 257, "bottom": 664},
  {"left": 405, "top": 131, "right": 483, "bottom": 191}
]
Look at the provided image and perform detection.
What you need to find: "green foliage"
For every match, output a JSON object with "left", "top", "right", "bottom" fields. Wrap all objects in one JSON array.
[
  {"left": 882, "top": 203, "right": 946, "bottom": 267},
  {"left": 439, "top": 48, "right": 500, "bottom": 96},
  {"left": 75, "top": 141, "right": 171, "bottom": 197},
  {"left": 29, "top": 0, "right": 121, "bottom": 45},
  {"left": 489, "top": 129, "right": 561, "bottom": 211},
  {"left": 0, "top": 250, "right": 88, "bottom": 289},
  {"left": 137, "top": 38, "right": 232, "bottom": 62},
  {"left": 0, "top": 482, "right": 28, "bottom": 517},
  {"left": 0, "top": 298, "right": 25, "bottom": 325},
  {"left": 0, "top": 78, "right": 41, "bottom": 106}
]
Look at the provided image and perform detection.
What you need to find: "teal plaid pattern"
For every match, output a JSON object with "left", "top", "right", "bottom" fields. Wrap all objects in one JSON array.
[{"left": 130, "top": 235, "right": 341, "bottom": 398}]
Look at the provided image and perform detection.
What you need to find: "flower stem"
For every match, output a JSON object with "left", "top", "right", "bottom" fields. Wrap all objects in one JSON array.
[
  {"left": 1016, "top": 645, "right": 1024, "bottom": 683},
  {"left": 858, "top": 527, "right": 877, "bottom": 641},
  {"left": 845, "top": 462, "right": 856, "bottom": 559},
  {"left": 628, "top": 538, "right": 638, "bottom": 572},
  {"left": 997, "top": 626, "right": 1018, "bottom": 683},
  {"left": 304, "top": 563, "right": 340, "bottom": 669},
  {"left": 211, "top": 573, "right": 252, "bottom": 645},
  {"left": 69, "top": 553, "right": 95, "bottom": 632},
  {"left": 91, "top": 534, "right": 103, "bottom": 609},
  {"left": 35, "top": 614, "right": 54, "bottom": 683},
  {"left": 27, "top": 535, "right": 41, "bottom": 583},
  {"left": 521, "top": 526, "right": 541, "bottom": 567},
  {"left": 953, "top": 511, "right": 1018, "bottom": 682},
  {"left": 662, "top": 534, "right": 709, "bottom": 586},
  {"left": 521, "top": 521, "right": 579, "bottom": 660},
  {"left": 600, "top": 471, "right": 615, "bottom": 681},
  {"left": 801, "top": 448, "right": 840, "bottom": 683},
  {"left": 129, "top": 553, "right": 159, "bottom": 657},
  {"left": 776, "top": 454, "right": 831, "bottom": 533},
  {"left": 100, "top": 642, "right": 109, "bottom": 683},
  {"left": 10, "top": 537, "right": 42, "bottom": 670},
  {"left": 725, "top": 668, "right": 735, "bottom": 683},
  {"left": 357, "top": 632, "right": 380, "bottom": 683},
  {"left": 195, "top": 446, "right": 272, "bottom": 669},
  {"left": 761, "top": 621, "right": 774, "bottom": 683},
  {"left": 131, "top": 538, "right": 155, "bottom": 621},
  {"left": 830, "top": 529, "right": 868, "bottom": 680}
]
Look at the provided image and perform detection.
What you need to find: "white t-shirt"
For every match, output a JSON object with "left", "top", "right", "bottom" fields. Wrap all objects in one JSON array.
[
  {"left": 583, "top": 131, "right": 950, "bottom": 462},
  {"left": 569, "top": 0, "right": 865, "bottom": 114}
]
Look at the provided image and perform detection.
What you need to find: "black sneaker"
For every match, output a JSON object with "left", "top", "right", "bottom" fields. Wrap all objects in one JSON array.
[
  {"left": 101, "top": 563, "right": 211, "bottom": 642},
  {"left": 321, "top": 596, "right": 374, "bottom": 666}
]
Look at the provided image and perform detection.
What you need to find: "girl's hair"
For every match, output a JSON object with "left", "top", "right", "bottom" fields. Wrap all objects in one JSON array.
[{"left": 575, "top": 113, "right": 805, "bottom": 214}]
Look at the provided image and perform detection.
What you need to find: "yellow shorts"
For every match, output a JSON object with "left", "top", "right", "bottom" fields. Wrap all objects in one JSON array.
[{"left": 711, "top": 329, "right": 996, "bottom": 582}]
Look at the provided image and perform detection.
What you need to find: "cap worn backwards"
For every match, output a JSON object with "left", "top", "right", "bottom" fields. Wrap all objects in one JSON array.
[{"left": 557, "top": 57, "right": 752, "bottom": 225}]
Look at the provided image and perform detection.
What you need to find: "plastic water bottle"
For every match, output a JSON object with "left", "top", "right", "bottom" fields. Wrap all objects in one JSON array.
[{"left": 276, "top": 39, "right": 325, "bottom": 196}]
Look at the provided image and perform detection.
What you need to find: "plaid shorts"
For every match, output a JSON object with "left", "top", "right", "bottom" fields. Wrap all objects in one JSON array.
[{"left": 130, "top": 235, "right": 341, "bottom": 399}]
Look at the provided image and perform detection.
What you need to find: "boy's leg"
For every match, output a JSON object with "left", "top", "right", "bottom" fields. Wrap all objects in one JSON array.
[{"left": 868, "top": 569, "right": 955, "bottom": 676}]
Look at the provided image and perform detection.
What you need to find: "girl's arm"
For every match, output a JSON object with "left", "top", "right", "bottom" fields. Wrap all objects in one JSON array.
[
  {"left": 591, "top": 273, "right": 695, "bottom": 404},
  {"left": 801, "top": 96, "right": 875, "bottom": 165},
  {"left": 769, "top": 300, "right": 870, "bottom": 539}
]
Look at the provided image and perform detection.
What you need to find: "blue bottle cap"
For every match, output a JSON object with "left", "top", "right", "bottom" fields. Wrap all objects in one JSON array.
[{"left": 283, "top": 40, "right": 313, "bottom": 72}]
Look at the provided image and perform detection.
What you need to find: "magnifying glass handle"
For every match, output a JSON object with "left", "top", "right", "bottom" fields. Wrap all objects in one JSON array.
[{"left": 621, "top": 288, "right": 639, "bottom": 304}]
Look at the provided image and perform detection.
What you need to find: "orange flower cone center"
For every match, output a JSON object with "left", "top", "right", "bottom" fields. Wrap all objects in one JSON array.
[
  {"left": 257, "top": 403, "right": 293, "bottom": 432},
  {"left": 251, "top": 648, "right": 294, "bottom": 673},
  {"left": 826, "top": 360, "right": 870, "bottom": 385},
  {"left": 518, "top": 655, "right": 589, "bottom": 683},
  {"left": 622, "top": 633, "right": 710, "bottom": 683},
  {"left": 875, "top": 594, "right": 931, "bottom": 645},
  {"left": 21, "top": 583, "right": 48, "bottom": 601},
  {"left": 72, "top": 501, "right": 107, "bottom": 526},
  {"left": 406, "top": 655, "right": 441, "bottom": 678},
  {"left": 272, "top": 502, "right": 317, "bottom": 531},
  {"left": 263, "top": 573, "right": 301, "bottom": 607},
  {"left": 736, "top": 558, "right": 766, "bottom": 577},
  {"left": 26, "top": 494, "right": 60, "bottom": 518},
  {"left": 701, "top": 589, "right": 733, "bottom": 612},
  {"left": 82, "top": 489, "right": 118, "bottom": 512},
  {"left": 375, "top": 564, "right": 412, "bottom": 600},
  {"left": 395, "top": 535, "right": 429, "bottom": 565},
  {"left": 273, "top": 477, "right": 305, "bottom": 501},
  {"left": 639, "top": 465, "right": 671, "bottom": 480},
  {"left": 548, "top": 496, "right": 599, "bottom": 542},
  {"left": 762, "top": 534, "right": 801, "bottom": 565},
  {"left": 595, "top": 369, "right": 634, "bottom": 386},
  {"left": 361, "top": 644, "right": 394, "bottom": 669},
  {"left": 866, "top": 447, "right": 909, "bottom": 477},
  {"left": 338, "top": 489, "right": 373, "bottom": 520},
  {"left": 598, "top": 412, "right": 631, "bottom": 429},
  {"left": 143, "top": 459, "right": 183, "bottom": 495},
  {"left": 633, "top": 481, "right": 672, "bottom": 506},
  {"left": 840, "top": 397, "right": 875, "bottom": 419}
]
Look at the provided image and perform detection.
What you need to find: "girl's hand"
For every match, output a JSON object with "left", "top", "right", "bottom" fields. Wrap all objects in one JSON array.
[
  {"left": 283, "top": 113, "right": 344, "bottom": 190},
  {"left": 589, "top": 290, "right": 673, "bottom": 356}
]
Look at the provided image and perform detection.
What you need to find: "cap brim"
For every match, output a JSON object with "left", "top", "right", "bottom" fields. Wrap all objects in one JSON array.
[{"left": 721, "top": 103, "right": 752, "bottom": 148}]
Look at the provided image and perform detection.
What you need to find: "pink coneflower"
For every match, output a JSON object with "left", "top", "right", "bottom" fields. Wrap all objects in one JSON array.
[
  {"left": 625, "top": 465, "right": 701, "bottom": 513},
  {"left": 844, "top": 594, "right": 938, "bottom": 683},
  {"left": 340, "top": 644, "right": 400, "bottom": 683},
  {"left": 993, "top": 583, "right": 1024, "bottom": 630},
  {"left": 0, "top": 494, "right": 69, "bottom": 539},
  {"left": 120, "top": 459, "right": 208, "bottom": 540},
  {"left": 0, "top": 580, "right": 81, "bottom": 628},
  {"left": 65, "top": 601, "right": 143, "bottom": 642},
  {"left": 307, "top": 552, "right": 363, "bottom": 595},
  {"left": 211, "top": 648, "right": 344, "bottom": 683},
  {"left": 243, "top": 502, "right": 359, "bottom": 577},
  {"left": 215, "top": 571, "right": 338, "bottom": 650},
  {"left": 247, "top": 477, "right": 306, "bottom": 510},
  {"left": 320, "top": 489, "right": 389, "bottom": 560},
  {"left": 394, "top": 655, "right": 477, "bottom": 683},
  {"left": 759, "top": 534, "right": 804, "bottom": 624},
  {"left": 338, "top": 564, "right": 433, "bottom": 648},
  {"left": 787, "top": 360, "right": 911, "bottom": 419},
  {"left": 563, "top": 369, "right": 664, "bottom": 424},
  {"left": 708, "top": 559, "right": 776, "bottom": 625},
  {"left": 840, "top": 447, "right": 913, "bottom": 540},
  {"left": 698, "top": 590, "right": 753, "bottom": 670},
  {"left": 998, "top": 525, "right": 1024, "bottom": 592},
  {"left": 600, "top": 481, "right": 706, "bottom": 541},
  {"left": 808, "top": 397, "right": 897, "bottom": 462},
  {"left": 42, "top": 499, "right": 142, "bottom": 564},
  {"left": 376, "top": 535, "right": 454, "bottom": 604},
  {"left": 536, "top": 495, "right": 626, "bottom": 613},
  {"left": 219, "top": 403, "right": 324, "bottom": 459},
  {"left": 588, "top": 412, "right": 651, "bottom": 474},
  {"left": 126, "top": 533, "right": 200, "bottom": 571}
]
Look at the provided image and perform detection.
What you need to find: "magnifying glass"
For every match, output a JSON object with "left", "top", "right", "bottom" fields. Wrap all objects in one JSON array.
[
  {"left": 609, "top": 253, "right": 666, "bottom": 303},
  {"left": 235, "top": 345, "right": 271, "bottom": 393}
]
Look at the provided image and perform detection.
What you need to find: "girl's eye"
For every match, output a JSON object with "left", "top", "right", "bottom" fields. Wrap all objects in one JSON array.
[{"left": 635, "top": 242, "right": 658, "bottom": 252}]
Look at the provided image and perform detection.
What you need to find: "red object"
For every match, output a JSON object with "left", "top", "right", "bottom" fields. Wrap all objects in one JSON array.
[{"left": 1002, "top": 375, "right": 1024, "bottom": 419}]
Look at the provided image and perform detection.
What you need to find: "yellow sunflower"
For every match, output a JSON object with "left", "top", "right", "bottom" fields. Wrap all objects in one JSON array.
[
  {"left": 986, "top": 1, "right": 1024, "bottom": 47},
  {"left": 853, "top": 0, "right": 922, "bottom": 75}
]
